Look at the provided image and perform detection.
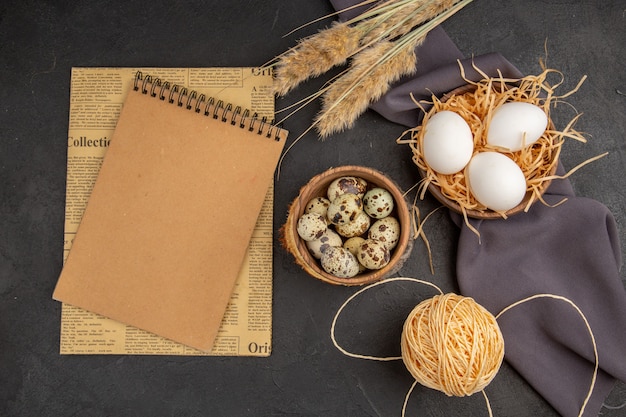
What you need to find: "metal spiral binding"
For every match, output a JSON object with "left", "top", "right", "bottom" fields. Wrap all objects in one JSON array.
[
  {"left": 159, "top": 81, "right": 171, "bottom": 100},
  {"left": 213, "top": 100, "right": 224, "bottom": 120},
  {"left": 150, "top": 78, "right": 161, "bottom": 98},
  {"left": 134, "top": 71, "right": 283, "bottom": 141},
  {"left": 248, "top": 113, "right": 259, "bottom": 132},
  {"left": 240, "top": 109, "right": 250, "bottom": 129},
  {"left": 194, "top": 94, "right": 206, "bottom": 113},
  {"left": 186, "top": 91, "right": 196, "bottom": 110},
  {"left": 257, "top": 116, "right": 268, "bottom": 135},
  {"left": 231, "top": 106, "right": 242, "bottom": 125},
  {"left": 204, "top": 97, "right": 215, "bottom": 116},
  {"left": 168, "top": 85, "right": 179, "bottom": 104},
  {"left": 177, "top": 88, "right": 188, "bottom": 107},
  {"left": 222, "top": 103, "right": 232, "bottom": 123}
]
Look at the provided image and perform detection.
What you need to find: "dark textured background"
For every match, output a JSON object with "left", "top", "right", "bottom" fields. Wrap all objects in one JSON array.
[{"left": 1, "top": 1, "right": 625, "bottom": 416}]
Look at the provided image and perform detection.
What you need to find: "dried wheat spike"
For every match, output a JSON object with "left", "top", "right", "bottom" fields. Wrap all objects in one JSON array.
[
  {"left": 273, "top": 22, "right": 361, "bottom": 97},
  {"left": 315, "top": 38, "right": 420, "bottom": 137}
]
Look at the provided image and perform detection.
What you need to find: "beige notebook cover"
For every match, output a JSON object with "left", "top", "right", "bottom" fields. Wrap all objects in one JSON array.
[{"left": 53, "top": 72, "right": 288, "bottom": 352}]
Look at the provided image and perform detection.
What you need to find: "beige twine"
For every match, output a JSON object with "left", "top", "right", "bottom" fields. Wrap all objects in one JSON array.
[
  {"left": 400, "top": 293, "right": 504, "bottom": 397},
  {"left": 330, "top": 277, "right": 598, "bottom": 417}
]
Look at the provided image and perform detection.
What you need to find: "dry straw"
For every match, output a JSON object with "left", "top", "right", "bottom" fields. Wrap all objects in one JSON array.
[
  {"left": 265, "top": 0, "right": 475, "bottom": 139},
  {"left": 398, "top": 63, "right": 607, "bottom": 227}
]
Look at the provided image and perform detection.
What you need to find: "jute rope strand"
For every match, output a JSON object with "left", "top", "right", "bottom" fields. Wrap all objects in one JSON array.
[
  {"left": 495, "top": 294, "right": 599, "bottom": 417},
  {"left": 330, "top": 277, "right": 443, "bottom": 361}
]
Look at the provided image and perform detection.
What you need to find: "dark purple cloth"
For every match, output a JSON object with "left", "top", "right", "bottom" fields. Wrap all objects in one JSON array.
[
  {"left": 453, "top": 166, "right": 626, "bottom": 417},
  {"left": 369, "top": 51, "right": 522, "bottom": 127},
  {"left": 330, "top": 1, "right": 626, "bottom": 416}
]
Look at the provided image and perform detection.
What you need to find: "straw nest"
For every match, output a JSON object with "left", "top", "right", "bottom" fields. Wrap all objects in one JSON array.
[{"left": 400, "top": 67, "right": 588, "bottom": 221}]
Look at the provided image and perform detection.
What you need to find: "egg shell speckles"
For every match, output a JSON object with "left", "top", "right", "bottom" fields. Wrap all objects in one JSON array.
[
  {"left": 306, "top": 229, "right": 343, "bottom": 259},
  {"left": 335, "top": 210, "right": 371, "bottom": 238},
  {"left": 296, "top": 213, "right": 328, "bottom": 242},
  {"left": 305, "top": 196, "right": 331, "bottom": 218},
  {"left": 327, "top": 193, "right": 363, "bottom": 225},
  {"left": 368, "top": 216, "right": 400, "bottom": 250},
  {"left": 357, "top": 239, "right": 390, "bottom": 270},
  {"left": 343, "top": 236, "right": 367, "bottom": 273},
  {"left": 363, "top": 187, "right": 394, "bottom": 219},
  {"left": 320, "top": 246, "right": 360, "bottom": 278},
  {"left": 343, "top": 236, "right": 366, "bottom": 256},
  {"left": 327, "top": 176, "right": 368, "bottom": 200}
]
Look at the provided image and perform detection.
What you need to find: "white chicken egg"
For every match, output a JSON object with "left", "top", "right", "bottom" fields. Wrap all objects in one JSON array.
[
  {"left": 467, "top": 152, "right": 527, "bottom": 212},
  {"left": 487, "top": 102, "right": 548, "bottom": 151},
  {"left": 422, "top": 110, "right": 474, "bottom": 175}
]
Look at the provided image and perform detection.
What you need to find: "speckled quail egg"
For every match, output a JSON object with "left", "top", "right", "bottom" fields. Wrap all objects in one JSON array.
[
  {"left": 343, "top": 237, "right": 367, "bottom": 273},
  {"left": 357, "top": 239, "right": 391, "bottom": 270},
  {"left": 335, "top": 210, "right": 371, "bottom": 238},
  {"left": 320, "top": 246, "right": 360, "bottom": 278},
  {"left": 306, "top": 229, "right": 343, "bottom": 259},
  {"left": 327, "top": 193, "right": 363, "bottom": 225},
  {"left": 327, "top": 176, "right": 368, "bottom": 200},
  {"left": 305, "top": 196, "right": 331, "bottom": 218},
  {"left": 343, "top": 236, "right": 366, "bottom": 255},
  {"left": 368, "top": 216, "right": 400, "bottom": 250},
  {"left": 363, "top": 187, "right": 395, "bottom": 219},
  {"left": 296, "top": 212, "right": 327, "bottom": 242}
]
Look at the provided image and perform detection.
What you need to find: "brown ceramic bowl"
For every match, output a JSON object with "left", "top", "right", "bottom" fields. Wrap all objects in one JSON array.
[
  {"left": 281, "top": 166, "right": 413, "bottom": 286},
  {"left": 417, "top": 84, "right": 558, "bottom": 219}
]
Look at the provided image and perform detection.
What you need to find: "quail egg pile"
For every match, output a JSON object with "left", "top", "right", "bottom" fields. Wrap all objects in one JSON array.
[{"left": 296, "top": 176, "right": 400, "bottom": 279}]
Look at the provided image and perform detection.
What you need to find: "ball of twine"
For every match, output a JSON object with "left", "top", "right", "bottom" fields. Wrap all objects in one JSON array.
[{"left": 401, "top": 293, "right": 505, "bottom": 397}]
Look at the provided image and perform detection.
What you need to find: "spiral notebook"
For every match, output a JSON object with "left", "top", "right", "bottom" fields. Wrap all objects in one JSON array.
[{"left": 53, "top": 71, "right": 288, "bottom": 352}]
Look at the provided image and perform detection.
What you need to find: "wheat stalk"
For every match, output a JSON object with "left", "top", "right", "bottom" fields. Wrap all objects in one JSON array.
[
  {"left": 359, "top": 0, "right": 427, "bottom": 45},
  {"left": 315, "top": 39, "right": 420, "bottom": 137},
  {"left": 361, "top": 0, "right": 463, "bottom": 45},
  {"left": 269, "top": 0, "right": 430, "bottom": 96},
  {"left": 267, "top": 0, "right": 475, "bottom": 141},
  {"left": 272, "top": 21, "right": 361, "bottom": 97},
  {"left": 315, "top": 0, "right": 473, "bottom": 137}
]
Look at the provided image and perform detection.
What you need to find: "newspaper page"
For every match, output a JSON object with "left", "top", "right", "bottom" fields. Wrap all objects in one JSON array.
[{"left": 60, "top": 67, "right": 274, "bottom": 356}]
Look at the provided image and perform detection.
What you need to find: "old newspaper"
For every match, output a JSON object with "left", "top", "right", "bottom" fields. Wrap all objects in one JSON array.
[{"left": 61, "top": 67, "right": 274, "bottom": 356}]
